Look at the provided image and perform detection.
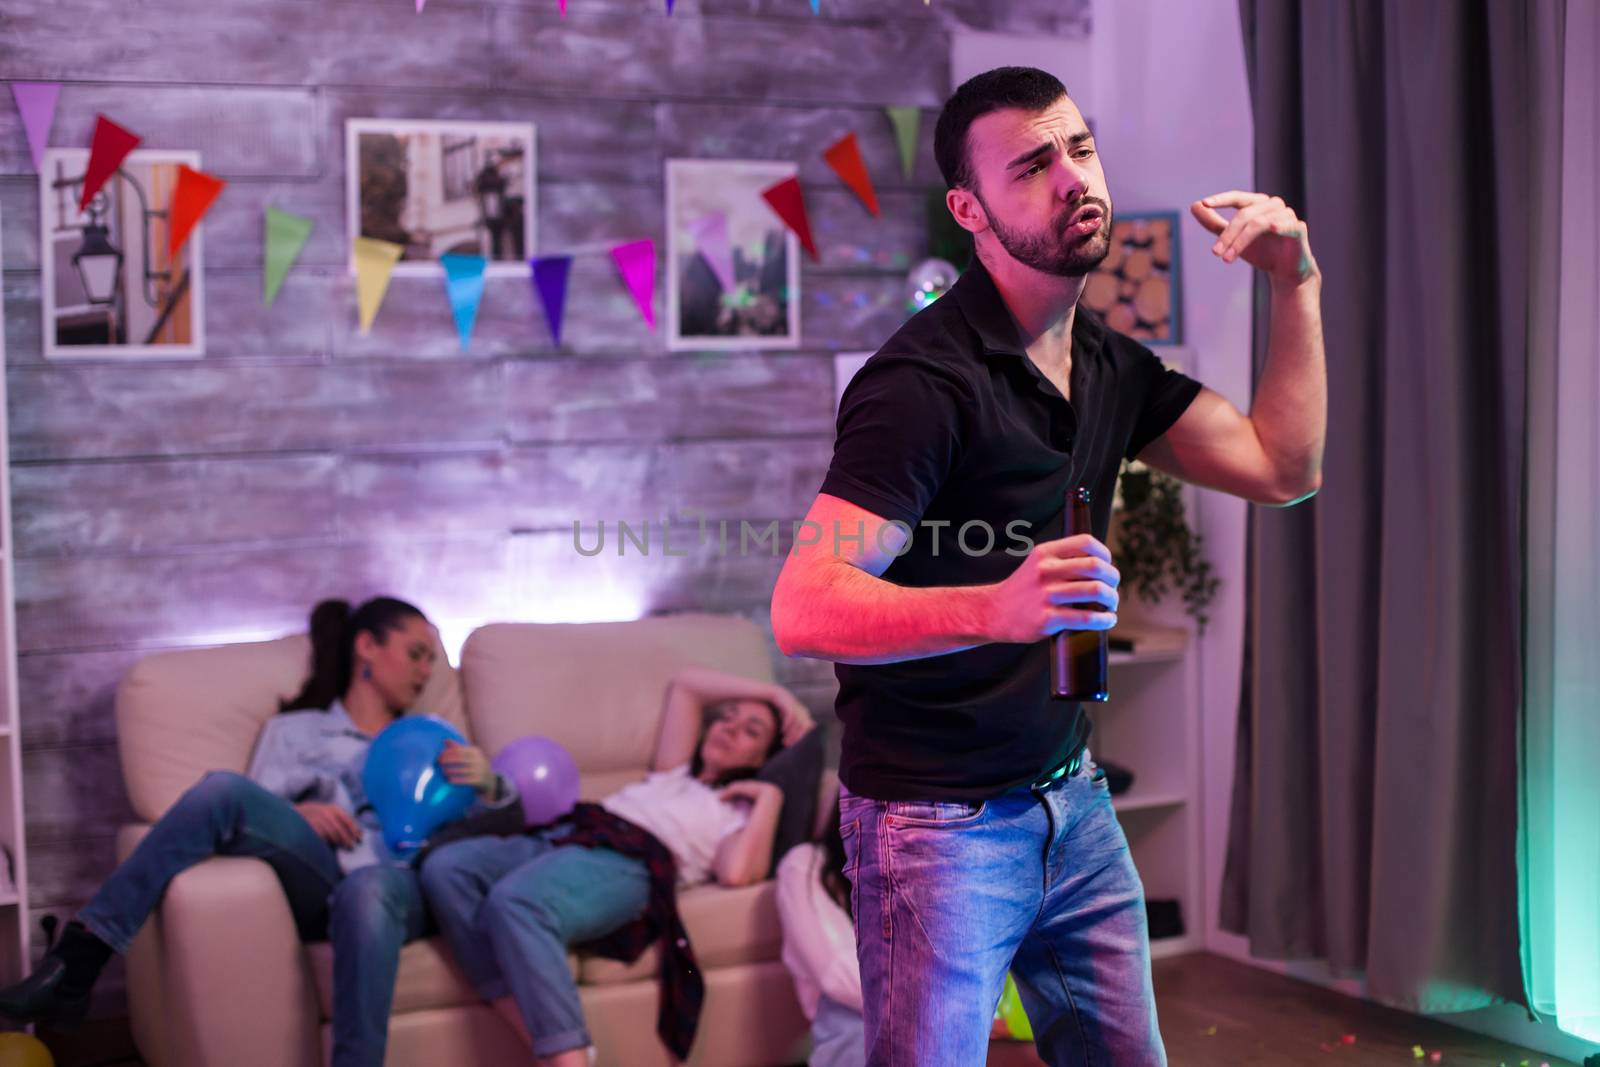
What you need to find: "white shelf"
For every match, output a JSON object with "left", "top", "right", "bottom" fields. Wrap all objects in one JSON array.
[
  {"left": 1149, "top": 936, "right": 1200, "bottom": 961},
  {"left": 1113, "top": 790, "right": 1188, "bottom": 814}
]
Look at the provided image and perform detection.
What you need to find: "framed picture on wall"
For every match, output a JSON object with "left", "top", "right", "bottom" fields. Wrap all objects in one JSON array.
[
  {"left": 665, "top": 159, "right": 802, "bottom": 352},
  {"left": 345, "top": 119, "right": 536, "bottom": 277},
  {"left": 1083, "top": 211, "right": 1182, "bottom": 345},
  {"left": 38, "top": 147, "right": 207, "bottom": 359}
]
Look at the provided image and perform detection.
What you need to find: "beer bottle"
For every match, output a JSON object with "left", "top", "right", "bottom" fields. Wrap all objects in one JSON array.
[{"left": 1051, "top": 487, "right": 1109, "bottom": 701}]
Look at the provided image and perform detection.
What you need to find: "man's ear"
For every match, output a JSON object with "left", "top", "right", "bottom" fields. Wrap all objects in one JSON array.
[{"left": 945, "top": 186, "right": 989, "bottom": 236}]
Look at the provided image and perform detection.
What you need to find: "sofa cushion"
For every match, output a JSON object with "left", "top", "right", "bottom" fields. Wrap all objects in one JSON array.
[
  {"left": 306, "top": 936, "right": 579, "bottom": 1019},
  {"left": 457, "top": 616, "right": 773, "bottom": 781},
  {"left": 116, "top": 630, "right": 464, "bottom": 823},
  {"left": 579, "top": 879, "right": 783, "bottom": 985}
]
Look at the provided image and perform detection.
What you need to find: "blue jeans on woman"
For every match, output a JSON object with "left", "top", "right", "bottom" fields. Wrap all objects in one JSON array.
[
  {"left": 76, "top": 771, "right": 428, "bottom": 1067},
  {"left": 838, "top": 757, "right": 1165, "bottom": 1066},
  {"left": 418, "top": 832, "right": 649, "bottom": 1058}
]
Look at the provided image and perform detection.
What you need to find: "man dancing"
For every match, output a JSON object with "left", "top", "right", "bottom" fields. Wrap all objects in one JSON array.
[{"left": 771, "top": 66, "right": 1325, "bottom": 1065}]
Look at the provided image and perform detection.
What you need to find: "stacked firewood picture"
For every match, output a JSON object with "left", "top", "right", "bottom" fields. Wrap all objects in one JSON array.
[{"left": 1083, "top": 212, "right": 1181, "bottom": 344}]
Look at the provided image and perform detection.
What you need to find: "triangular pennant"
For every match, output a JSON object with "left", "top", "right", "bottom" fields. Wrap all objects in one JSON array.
[
  {"left": 263, "top": 207, "right": 314, "bottom": 306},
  {"left": 416, "top": 0, "right": 426, "bottom": 11},
  {"left": 79, "top": 115, "right": 141, "bottom": 212},
  {"left": 760, "top": 176, "right": 818, "bottom": 261},
  {"left": 531, "top": 255, "right": 573, "bottom": 345},
  {"left": 809, "top": 0, "right": 819, "bottom": 11},
  {"left": 823, "top": 131, "right": 880, "bottom": 217},
  {"left": 440, "top": 253, "right": 487, "bottom": 352},
  {"left": 9, "top": 82, "right": 60, "bottom": 173},
  {"left": 353, "top": 236, "right": 404, "bottom": 334},
  {"left": 686, "top": 213, "right": 736, "bottom": 293},
  {"left": 886, "top": 106, "right": 921, "bottom": 181},
  {"left": 666, "top": 0, "right": 675, "bottom": 11},
  {"left": 558, "top": 0, "right": 567, "bottom": 13},
  {"left": 168, "top": 165, "right": 226, "bottom": 258},
  {"left": 610, "top": 239, "right": 656, "bottom": 330}
]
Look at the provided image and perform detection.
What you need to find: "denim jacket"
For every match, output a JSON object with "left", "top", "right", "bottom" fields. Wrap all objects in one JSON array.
[{"left": 245, "top": 701, "right": 514, "bottom": 873}]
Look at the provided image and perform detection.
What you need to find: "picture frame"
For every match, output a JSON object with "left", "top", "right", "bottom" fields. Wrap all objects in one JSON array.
[
  {"left": 346, "top": 119, "right": 536, "bottom": 277},
  {"left": 38, "top": 147, "right": 206, "bottom": 359},
  {"left": 1083, "top": 210, "right": 1182, "bottom": 345},
  {"left": 665, "top": 158, "right": 802, "bottom": 352}
]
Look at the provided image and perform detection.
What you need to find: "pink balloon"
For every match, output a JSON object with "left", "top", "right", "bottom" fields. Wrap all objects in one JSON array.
[{"left": 492, "top": 736, "right": 580, "bottom": 827}]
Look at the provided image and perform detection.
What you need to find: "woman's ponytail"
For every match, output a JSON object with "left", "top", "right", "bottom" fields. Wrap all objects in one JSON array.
[{"left": 281, "top": 599, "right": 355, "bottom": 711}]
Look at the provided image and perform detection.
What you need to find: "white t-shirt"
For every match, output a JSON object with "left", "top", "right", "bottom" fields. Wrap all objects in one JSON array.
[
  {"left": 776, "top": 843, "right": 863, "bottom": 1019},
  {"left": 600, "top": 763, "right": 748, "bottom": 886}
]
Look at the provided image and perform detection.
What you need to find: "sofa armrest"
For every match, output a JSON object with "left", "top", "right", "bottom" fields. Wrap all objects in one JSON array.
[{"left": 158, "top": 855, "right": 322, "bottom": 1067}]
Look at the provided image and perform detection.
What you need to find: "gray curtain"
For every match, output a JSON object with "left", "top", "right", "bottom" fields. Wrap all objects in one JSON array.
[{"left": 1221, "top": 0, "right": 1566, "bottom": 1012}]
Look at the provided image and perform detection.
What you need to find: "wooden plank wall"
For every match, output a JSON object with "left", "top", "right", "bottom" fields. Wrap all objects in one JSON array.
[{"left": 0, "top": 0, "right": 1090, "bottom": 1003}]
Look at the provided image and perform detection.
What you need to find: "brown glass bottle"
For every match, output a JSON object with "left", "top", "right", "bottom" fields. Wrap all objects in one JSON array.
[{"left": 1051, "top": 487, "right": 1109, "bottom": 701}]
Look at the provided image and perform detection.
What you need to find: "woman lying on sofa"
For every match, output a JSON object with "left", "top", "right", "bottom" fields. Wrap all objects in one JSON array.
[
  {"left": 0, "top": 596, "right": 514, "bottom": 1067},
  {"left": 420, "top": 666, "right": 816, "bottom": 1067}
]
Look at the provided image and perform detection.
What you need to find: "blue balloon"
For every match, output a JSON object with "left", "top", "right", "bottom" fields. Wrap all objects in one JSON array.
[{"left": 362, "top": 716, "right": 478, "bottom": 860}]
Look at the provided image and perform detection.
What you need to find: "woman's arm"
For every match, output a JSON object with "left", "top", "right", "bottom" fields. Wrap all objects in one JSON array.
[
  {"left": 712, "top": 780, "right": 784, "bottom": 887},
  {"left": 650, "top": 667, "right": 815, "bottom": 772}
]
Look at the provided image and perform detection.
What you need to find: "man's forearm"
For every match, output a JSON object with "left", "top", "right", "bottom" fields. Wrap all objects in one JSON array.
[
  {"left": 772, "top": 558, "right": 996, "bottom": 664},
  {"left": 1251, "top": 276, "right": 1327, "bottom": 501}
]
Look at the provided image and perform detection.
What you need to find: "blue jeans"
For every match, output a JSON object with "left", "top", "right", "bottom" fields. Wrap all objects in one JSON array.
[
  {"left": 811, "top": 994, "right": 866, "bottom": 1067},
  {"left": 77, "top": 771, "right": 428, "bottom": 1067},
  {"left": 418, "top": 832, "right": 649, "bottom": 1058},
  {"left": 838, "top": 758, "right": 1165, "bottom": 1067}
]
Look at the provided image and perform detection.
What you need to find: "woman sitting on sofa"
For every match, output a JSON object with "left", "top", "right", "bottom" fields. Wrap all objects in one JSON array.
[
  {"left": 420, "top": 666, "right": 816, "bottom": 1067},
  {"left": 0, "top": 596, "right": 513, "bottom": 1067}
]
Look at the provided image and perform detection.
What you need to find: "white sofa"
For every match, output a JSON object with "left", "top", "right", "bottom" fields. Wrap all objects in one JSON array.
[{"left": 113, "top": 614, "right": 818, "bottom": 1067}]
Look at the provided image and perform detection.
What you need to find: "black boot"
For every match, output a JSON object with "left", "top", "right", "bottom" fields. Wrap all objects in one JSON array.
[{"left": 0, "top": 918, "right": 112, "bottom": 1029}]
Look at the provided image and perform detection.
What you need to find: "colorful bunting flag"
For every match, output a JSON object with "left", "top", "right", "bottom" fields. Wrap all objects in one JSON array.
[
  {"left": 823, "top": 131, "right": 880, "bottom": 217},
  {"left": 416, "top": 0, "right": 426, "bottom": 11},
  {"left": 9, "top": 82, "right": 59, "bottom": 173},
  {"left": 666, "top": 0, "right": 675, "bottom": 12},
  {"left": 263, "top": 207, "right": 313, "bottom": 306},
  {"left": 440, "top": 253, "right": 487, "bottom": 352},
  {"left": 761, "top": 176, "right": 818, "bottom": 261},
  {"left": 810, "top": 0, "right": 820, "bottom": 11},
  {"left": 886, "top": 106, "right": 920, "bottom": 181},
  {"left": 79, "top": 115, "right": 141, "bottom": 212},
  {"left": 168, "top": 165, "right": 226, "bottom": 258},
  {"left": 610, "top": 239, "right": 656, "bottom": 330},
  {"left": 531, "top": 255, "right": 573, "bottom": 345},
  {"left": 686, "top": 214, "right": 736, "bottom": 293},
  {"left": 353, "top": 236, "right": 404, "bottom": 334},
  {"left": 558, "top": 0, "right": 567, "bottom": 14}
]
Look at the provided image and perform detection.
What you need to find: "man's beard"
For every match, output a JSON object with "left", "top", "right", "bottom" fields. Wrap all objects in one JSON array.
[{"left": 978, "top": 191, "right": 1113, "bottom": 278}]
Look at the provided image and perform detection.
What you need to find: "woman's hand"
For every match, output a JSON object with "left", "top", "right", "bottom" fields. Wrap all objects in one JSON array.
[
  {"left": 440, "top": 740, "right": 496, "bottom": 794},
  {"left": 766, "top": 687, "right": 817, "bottom": 747},
  {"left": 296, "top": 802, "right": 363, "bottom": 849}
]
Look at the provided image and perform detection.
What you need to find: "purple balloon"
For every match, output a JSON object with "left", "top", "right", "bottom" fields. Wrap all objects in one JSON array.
[{"left": 492, "top": 736, "right": 580, "bottom": 827}]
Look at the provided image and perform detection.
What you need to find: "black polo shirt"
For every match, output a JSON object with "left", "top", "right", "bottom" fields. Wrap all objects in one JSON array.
[{"left": 818, "top": 259, "right": 1201, "bottom": 801}]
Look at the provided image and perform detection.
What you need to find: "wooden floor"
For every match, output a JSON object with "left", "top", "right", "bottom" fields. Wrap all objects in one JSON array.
[
  {"left": 29, "top": 951, "right": 1585, "bottom": 1067},
  {"left": 991, "top": 953, "right": 1581, "bottom": 1067}
]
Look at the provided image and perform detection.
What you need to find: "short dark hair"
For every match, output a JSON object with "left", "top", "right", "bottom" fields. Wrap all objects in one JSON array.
[{"left": 934, "top": 66, "right": 1071, "bottom": 191}]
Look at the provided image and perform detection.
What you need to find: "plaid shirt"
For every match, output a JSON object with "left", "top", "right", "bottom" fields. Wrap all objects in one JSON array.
[{"left": 555, "top": 803, "right": 705, "bottom": 1061}]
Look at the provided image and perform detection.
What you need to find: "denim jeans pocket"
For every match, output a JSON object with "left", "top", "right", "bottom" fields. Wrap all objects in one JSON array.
[
  {"left": 839, "top": 816, "right": 861, "bottom": 878},
  {"left": 884, "top": 797, "right": 987, "bottom": 827}
]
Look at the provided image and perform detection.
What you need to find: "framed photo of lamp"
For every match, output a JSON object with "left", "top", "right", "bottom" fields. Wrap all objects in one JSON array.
[
  {"left": 346, "top": 119, "right": 536, "bottom": 277},
  {"left": 1083, "top": 211, "right": 1182, "bottom": 345},
  {"left": 38, "top": 147, "right": 206, "bottom": 358},
  {"left": 665, "top": 158, "right": 802, "bottom": 352}
]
